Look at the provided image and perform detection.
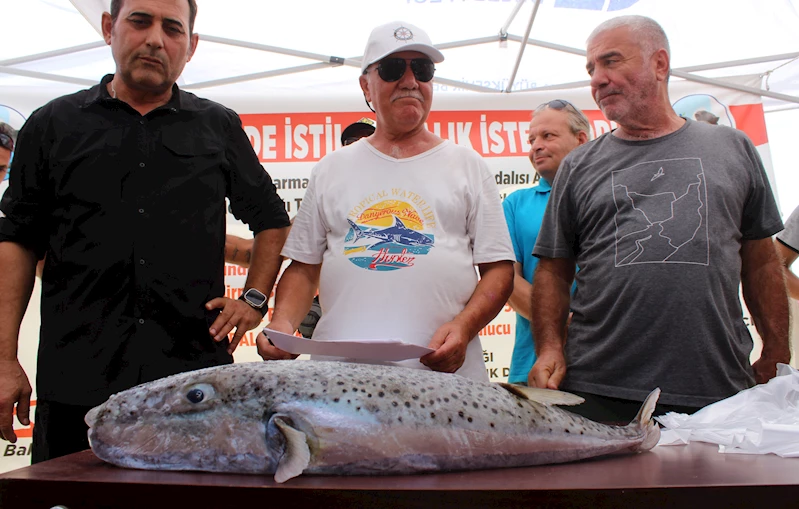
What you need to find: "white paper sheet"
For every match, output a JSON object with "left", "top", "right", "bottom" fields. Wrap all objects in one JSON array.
[
  {"left": 656, "top": 363, "right": 799, "bottom": 457},
  {"left": 263, "top": 328, "right": 435, "bottom": 362}
]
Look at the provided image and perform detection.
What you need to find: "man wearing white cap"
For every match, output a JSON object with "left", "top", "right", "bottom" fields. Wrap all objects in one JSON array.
[{"left": 257, "top": 21, "right": 515, "bottom": 381}]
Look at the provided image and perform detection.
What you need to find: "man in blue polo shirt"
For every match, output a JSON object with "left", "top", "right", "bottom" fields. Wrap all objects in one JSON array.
[{"left": 502, "top": 100, "right": 590, "bottom": 384}]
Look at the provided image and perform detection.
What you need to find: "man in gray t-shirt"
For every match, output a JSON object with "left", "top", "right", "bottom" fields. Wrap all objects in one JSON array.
[
  {"left": 776, "top": 207, "right": 799, "bottom": 300},
  {"left": 529, "top": 15, "right": 789, "bottom": 422}
]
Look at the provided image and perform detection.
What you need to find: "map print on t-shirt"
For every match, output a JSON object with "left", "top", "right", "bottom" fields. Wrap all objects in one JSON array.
[
  {"left": 612, "top": 158, "right": 709, "bottom": 266},
  {"left": 345, "top": 190, "right": 436, "bottom": 271}
]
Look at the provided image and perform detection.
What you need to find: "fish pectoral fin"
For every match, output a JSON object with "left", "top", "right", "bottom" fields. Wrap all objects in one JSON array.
[
  {"left": 498, "top": 383, "right": 585, "bottom": 406},
  {"left": 273, "top": 417, "right": 311, "bottom": 483}
]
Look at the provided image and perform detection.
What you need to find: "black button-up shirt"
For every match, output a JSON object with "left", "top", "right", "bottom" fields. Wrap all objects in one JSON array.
[{"left": 0, "top": 74, "right": 289, "bottom": 406}]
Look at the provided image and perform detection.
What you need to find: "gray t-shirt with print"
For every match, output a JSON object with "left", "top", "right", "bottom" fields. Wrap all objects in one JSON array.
[
  {"left": 533, "top": 119, "right": 783, "bottom": 407},
  {"left": 777, "top": 207, "right": 799, "bottom": 252}
]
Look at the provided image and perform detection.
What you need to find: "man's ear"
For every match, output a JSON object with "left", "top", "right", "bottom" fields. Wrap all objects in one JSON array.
[
  {"left": 187, "top": 33, "right": 199, "bottom": 62},
  {"left": 653, "top": 48, "right": 670, "bottom": 82},
  {"left": 577, "top": 130, "right": 589, "bottom": 145},
  {"left": 101, "top": 12, "right": 113, "bottom": 45},
  {"left": 359, "top": 74, "right": 371, "bottom": 103}
]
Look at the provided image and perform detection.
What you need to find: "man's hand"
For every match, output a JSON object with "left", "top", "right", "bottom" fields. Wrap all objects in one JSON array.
[
  {"left": 256, "top": 319, "right": 300, "bottom": 361},
  {"left": 0, "top": 360, "right": 32, "bottom": 443},
  {"left": 421, "top": 321, "right": 470, "bottom": 374},
  {"left": 741, "top": 237, "right": 790, "bottom": 385},
  {"left": 752, "top": 349, "right": 788, "bottom": 384},
  {"left": 205, "top": 298, "right": 264, "bottom": 354},
  {"left": 528, "top": 348, "right": 566, "bottom": 389}
]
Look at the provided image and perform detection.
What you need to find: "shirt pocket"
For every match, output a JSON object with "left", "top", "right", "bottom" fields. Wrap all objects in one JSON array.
[
  {"left": 160, "top": 131, "right": 225, "bottom": 204},
  {"left": 161, "top": 131, "right": 224, "bottom": 175}
]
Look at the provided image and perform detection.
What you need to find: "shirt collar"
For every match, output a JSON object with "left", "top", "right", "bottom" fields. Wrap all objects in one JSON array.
[
  {"left": 534, "top": 177, "right": 552, "bottom": 193},
  {"left": 81, "top": 74, "right": 189, "bottom": 113}
]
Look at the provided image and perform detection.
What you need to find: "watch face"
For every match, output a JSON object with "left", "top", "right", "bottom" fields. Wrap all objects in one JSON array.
[{"left": 245, "top": 288, "right": 267, "bottom": 308}]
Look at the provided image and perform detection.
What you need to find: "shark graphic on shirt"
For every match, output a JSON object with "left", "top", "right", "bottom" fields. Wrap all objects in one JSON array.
[{"left": 347, "top": 216, "right": 433, "bottom": 249}]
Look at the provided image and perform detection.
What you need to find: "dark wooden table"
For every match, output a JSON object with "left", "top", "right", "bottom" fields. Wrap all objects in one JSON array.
[{"left": 1, "top": 442, "right": 797, "bottom": 508}]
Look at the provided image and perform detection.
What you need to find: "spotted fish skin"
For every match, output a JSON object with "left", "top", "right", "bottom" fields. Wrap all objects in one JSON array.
[{"left": 85, "top": 361, "right": 660, "bottom": 482}]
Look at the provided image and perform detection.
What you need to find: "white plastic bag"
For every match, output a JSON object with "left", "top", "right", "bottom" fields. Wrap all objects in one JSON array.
[{"left": 656, "top": 363, "right": 799, "bottom": 457}]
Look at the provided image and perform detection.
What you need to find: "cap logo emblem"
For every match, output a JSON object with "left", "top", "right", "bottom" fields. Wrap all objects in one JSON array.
[{"left": 394, "top": 26, "right": 413, "bottom": 42}]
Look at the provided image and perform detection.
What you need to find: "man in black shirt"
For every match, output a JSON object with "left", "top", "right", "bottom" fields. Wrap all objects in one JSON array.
[{"left": 0, "top": 0, "right": 290, "bottom": 463}]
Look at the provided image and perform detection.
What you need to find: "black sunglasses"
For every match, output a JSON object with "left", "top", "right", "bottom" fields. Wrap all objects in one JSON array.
[
  {"left": 540, "top": 99, "right": 578, "bottom": 111},
  {"left": 370, "top": 58, "right": 436, "bottom": 83},
  {"left": 0, "top": 133, "right": 12, "bottom": 152}
]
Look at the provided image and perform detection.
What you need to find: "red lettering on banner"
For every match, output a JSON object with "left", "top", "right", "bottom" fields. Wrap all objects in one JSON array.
[
  {"left": 225, "top": 285, "right": 244, "bottom": 299},
  {"left": 479, "top": 324, "right": 511, "bottom": 336},
  {"left": 240, "top": 104, "right": 768, "bottom": 163},
  {"left": 231, "top": 330, "right": 258, "bottom": 347},
  {"left": 224, "top": 264, "right": 249, "bottom": 276}
]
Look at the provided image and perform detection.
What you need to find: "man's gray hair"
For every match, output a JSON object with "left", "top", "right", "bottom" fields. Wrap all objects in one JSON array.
[
  {"left": 587, "top": 15, "right": 670, "bottom": 60},
  {"left": 534, "top": 101, "right": 591, "bottom": 139}
]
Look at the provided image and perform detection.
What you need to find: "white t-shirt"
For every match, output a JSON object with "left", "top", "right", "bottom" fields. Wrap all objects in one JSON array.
[{"left": 282, "top": 139, "right": 514, "bottom": 381}]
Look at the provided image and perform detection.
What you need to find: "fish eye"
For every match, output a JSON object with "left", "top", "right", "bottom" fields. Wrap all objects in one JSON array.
[
  {"left": 187, "top": 388, "right": 204, "bottom": 403},
  {"left": 185, "top": 383, "right": 215, "bottom": 404}
]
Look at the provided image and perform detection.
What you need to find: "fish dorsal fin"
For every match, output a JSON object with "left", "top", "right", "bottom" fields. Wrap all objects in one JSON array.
[
  {"left": 498, "top": 383, "right": 585, "bottom": 406},
  {"left": 393, "top": 216, "right": 407, "bottom": 229},
  {"left": 273, "top": 417, "right": 311, "bottom": 483}
]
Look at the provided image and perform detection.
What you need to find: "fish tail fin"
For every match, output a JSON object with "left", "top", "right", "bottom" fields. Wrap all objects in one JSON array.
[
  {"left": 348, "top": 219, "right": 364, "bottom": 240},
  {"left": 628, "top": 388, "right": 661, "bottom": 452}
]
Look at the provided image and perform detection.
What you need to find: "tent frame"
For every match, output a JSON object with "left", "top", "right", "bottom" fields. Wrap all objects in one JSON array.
[{"left": 1, "top": 0, "right": 796, "bottom": 107}]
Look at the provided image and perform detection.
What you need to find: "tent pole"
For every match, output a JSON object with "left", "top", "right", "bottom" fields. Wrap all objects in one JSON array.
[
  {"left": 199, "top": 35, "right": 339, "bottom": 64},
  {"left": 0, "top": 66, "right": 96, "bottom": 86},
  {"left": 505, "top": 0, "right": 541, "bottom": 93},
  {"left": 185, "top": 62, "right": 332, "bottom": 90},
  {"left": 671, "top": 70, "right": 799, "bottom": 105},
  {"left": 0, "top": 42, "right": 106, "bottom": 66},
  {"left": 678, "top": 53, "right": 799, "bottom": 73},
  {"left": 506, "top": 34, "right": 585, "bottom": 56},
  {"left": 499, "top": 1, "right": 527, "bottom": 39},
  {"left": 436, "top": 36, "right": 504, "bottom": 51}
]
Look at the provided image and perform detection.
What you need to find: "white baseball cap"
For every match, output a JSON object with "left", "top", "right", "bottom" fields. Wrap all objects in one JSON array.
[{"left": 360, "top": 21, "right": 445, "bottom": 73}]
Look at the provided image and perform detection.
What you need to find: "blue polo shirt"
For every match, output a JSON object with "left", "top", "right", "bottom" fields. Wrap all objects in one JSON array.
[{"left": 502, "top": 179, "right": 552, "bottom": 383}]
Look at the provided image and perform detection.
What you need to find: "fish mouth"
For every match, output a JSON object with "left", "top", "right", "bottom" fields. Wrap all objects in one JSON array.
[{"left": 84, "top": 405, "right": 102, "bottom": 427}]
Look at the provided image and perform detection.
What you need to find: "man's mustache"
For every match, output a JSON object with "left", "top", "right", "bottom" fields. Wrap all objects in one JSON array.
[{"left": 391, "top": 92, "right": 424, "bottom": 102}]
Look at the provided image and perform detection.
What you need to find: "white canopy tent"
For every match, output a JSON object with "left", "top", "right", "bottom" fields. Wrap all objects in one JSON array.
[
  {"left": 2, "top": 0, "right": 798, "bottom": 212},
  {"left": 4, "top": 0, "right": 798, "bottom": 101}
]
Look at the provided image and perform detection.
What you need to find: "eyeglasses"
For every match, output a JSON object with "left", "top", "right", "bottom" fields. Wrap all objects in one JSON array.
[
  {"left": 540, "top": 99, "right": 579, "bottom": 112},
  {"left": 368, "top": 58, "right": 436, "bottom": 83},
  {"left": 0, "top": 133, "right": 12, "bottom": 152}
]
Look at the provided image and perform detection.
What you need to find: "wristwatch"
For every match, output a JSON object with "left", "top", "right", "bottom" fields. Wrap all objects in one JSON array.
[{"left": 239, "top": 288, "right": 269, "bottom": 317}]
